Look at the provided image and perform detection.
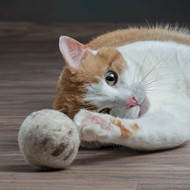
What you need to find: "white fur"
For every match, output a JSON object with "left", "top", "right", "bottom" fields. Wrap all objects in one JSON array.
[{"left": 75, "top": 41, "right": 190, "bottom": 150}]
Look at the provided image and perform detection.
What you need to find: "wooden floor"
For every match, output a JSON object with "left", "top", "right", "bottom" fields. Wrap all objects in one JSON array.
[{"left": 1, "top": 22, "right": 190, "bottom": 190}]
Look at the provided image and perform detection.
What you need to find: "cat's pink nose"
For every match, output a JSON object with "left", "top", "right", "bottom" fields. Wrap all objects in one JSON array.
[{"left": 127, "top": 96, "right": 138, "bottom": 108}]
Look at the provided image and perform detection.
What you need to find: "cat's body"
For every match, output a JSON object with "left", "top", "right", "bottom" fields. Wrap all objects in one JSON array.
[
  {"left": 54, "top": 26, "right": 190, "bottom": 150},
  {"left": 87, "top": 27, "right": 190, "bottom": 49}
]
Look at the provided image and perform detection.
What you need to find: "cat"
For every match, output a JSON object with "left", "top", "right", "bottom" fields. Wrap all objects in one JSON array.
[{"left": 53, "top": 26, "right": 190, "bottom": 150}]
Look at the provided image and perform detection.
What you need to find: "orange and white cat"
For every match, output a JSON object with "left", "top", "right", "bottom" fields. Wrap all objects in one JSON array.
[{"left": 54, "top": 26, "right": 190, "bottom": 150}]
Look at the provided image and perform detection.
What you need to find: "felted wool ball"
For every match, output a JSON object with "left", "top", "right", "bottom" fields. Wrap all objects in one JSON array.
[{"left": 18, "top": 109, "right": 80, "bottom": 169}]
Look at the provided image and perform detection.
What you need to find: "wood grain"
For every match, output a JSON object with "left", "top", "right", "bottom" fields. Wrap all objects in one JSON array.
[{"left": 0, "top": 22, "right": 190, "bottom": 190}]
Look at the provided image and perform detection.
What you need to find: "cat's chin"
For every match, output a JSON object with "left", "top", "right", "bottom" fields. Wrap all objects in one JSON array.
[{"left": 126, "top": 106, "right": 140, "bottom": 119}]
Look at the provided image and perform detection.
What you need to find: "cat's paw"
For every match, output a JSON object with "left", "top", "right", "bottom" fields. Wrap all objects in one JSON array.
[
  {"left": 74, "top": 110, "right": 121, "bottom": 142},
  {"left": 74, "top": 109, "right": 140, "bottom": 143}
]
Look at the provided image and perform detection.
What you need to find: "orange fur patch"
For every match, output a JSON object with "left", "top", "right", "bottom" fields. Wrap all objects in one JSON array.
[
  {"left": 110, "top": 118, "right": 132, "bottom": 138},
  {"left": 130, "top": 123, "right": 139, "bottom": 132},
  {"left": 110, "top": 118, "right": 139, "bottom": 138},
  {"left": 53, "top": 48, "right": 127, "bottom": 119},
  {"left": 53, "top": 67, "right": 98, "bottom": 119}
]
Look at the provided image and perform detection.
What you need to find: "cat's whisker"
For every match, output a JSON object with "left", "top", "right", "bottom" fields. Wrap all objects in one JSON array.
[
  {"left": 145, "top": 84, "right": 174, "bottom": 91},
  {"left": 144, "top": 75, "right": 179, "bottom": 93},
  {"left": 144, "top": 73, "right": 180, "bottom": 88},
  {"left": 140, "top": 54, "right": 172, "bottom": 85},
  {"left": 145, "top": 83, "right": 178, "bottom": 93},
  {"left": 145, "top": 83, "right": 176, "bottom": 92},
  {"left": 144, "top": 77, "right": 174, "bottom": 88},
  {"left": 136, "top": 41, "right": 157, "bottom": 84}
]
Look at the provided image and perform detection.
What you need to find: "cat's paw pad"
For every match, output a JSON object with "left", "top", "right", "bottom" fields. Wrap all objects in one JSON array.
[
  {"left": 74, "top": 110, "right": 120, "bottom": 142},
  {"left": 80, "top": 123, "right": 109, "bottom": 141}
]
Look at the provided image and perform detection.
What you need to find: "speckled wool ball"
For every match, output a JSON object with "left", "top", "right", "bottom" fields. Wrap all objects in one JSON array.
[{"left": 18, "top": 109, "right": 80, "bottom": 169}]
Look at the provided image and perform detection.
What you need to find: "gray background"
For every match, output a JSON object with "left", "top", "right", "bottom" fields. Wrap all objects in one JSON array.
[{"left": 0, "top": 0, "right": 189, "bottom": 23}]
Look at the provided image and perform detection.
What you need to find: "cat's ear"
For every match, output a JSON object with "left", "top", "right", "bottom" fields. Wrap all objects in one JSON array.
[{"left": 59, "top": 36, "right": 94, "bottom": 74}]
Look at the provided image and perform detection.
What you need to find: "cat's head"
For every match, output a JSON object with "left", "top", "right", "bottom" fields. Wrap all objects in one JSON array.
[{"left": 53, "top": 36, "right": 149, "bottom": 119}]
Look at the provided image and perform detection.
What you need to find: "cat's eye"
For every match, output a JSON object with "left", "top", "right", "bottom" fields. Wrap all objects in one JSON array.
[
  {"left": 105, "top": 71, "right": 117, "bottom": 86},
  {"left": 99, "top": 108, "right": 111, "bottom": 114}
]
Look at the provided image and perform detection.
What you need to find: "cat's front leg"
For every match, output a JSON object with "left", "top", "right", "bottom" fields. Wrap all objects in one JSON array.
[
  {"left": 74, "top": 109, "right": 190, "bottom": 151},
  {"left": 74, "top": 109, "right": 139, "bottom": 143}
]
